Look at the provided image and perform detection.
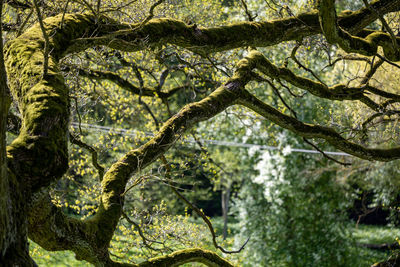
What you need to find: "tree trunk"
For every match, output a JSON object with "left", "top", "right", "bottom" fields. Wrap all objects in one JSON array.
[
  {"left": 221, "top": 183, "right": 231, "bottom": 240},
  {"left": 0, "top": 1, "right": 35, "bottom": 264}
]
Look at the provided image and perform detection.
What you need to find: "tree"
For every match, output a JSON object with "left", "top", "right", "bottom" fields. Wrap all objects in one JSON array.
[{"left": 1, "top": 0, "right": 400, "bottom": 266}]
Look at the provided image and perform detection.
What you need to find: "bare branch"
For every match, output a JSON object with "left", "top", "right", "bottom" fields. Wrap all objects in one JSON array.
[
  {"left": 121, "top": 211, "right": 164, "bottom": 251},
  {"left": 240, "top": 0, "right": 256, "bottom": 21},
  {"left": 16, "top": 8, "right": 33, "bottom": 36},
  {"left": 69, "top": 66, "right": 186, "bottom": 99},
  {"left": 135, "top": 0, "right": 164, "bottom": 30},
  {"left": 303, "top": 138, "right": 351, "bottom": 166},
  {"left": 32, "top": 0, "right": 50, "bottom": 77},
  {"left": 69, "top": 132, "right": 105, "bottom": 181},
  {"left": 160, "top": 156, "right": 249, "bottom": 254},
  {"left": 290, "top": 42, "right": 325, "bottom": 85}
]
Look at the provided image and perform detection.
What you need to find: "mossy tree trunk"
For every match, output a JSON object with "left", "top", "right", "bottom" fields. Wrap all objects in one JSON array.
[{"left": 0, "top": 0, "right": 35, "bottom": 265}]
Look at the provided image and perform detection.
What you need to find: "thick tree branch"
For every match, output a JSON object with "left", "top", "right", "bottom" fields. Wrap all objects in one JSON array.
[
  {"left": 248, "top": 51, "right": 399, "bottom": 111},
  {"left": 318, "top": 0, "right": 400, "bottom": 61},
  {"left": 135, "top": 248, "right": 234, "bottom": 267},
  {"left": 237, "top": 89, "right": 400, "bottom": 161},
  {"left": 86, "top": 52, "right": 259, "bottom": 257},
  {"left": 66, "top": 0, "right": 400, "bottom": 55},
  {"left": 252, "top": 51, "right": 366, "bottom": 100},
  {"left": 361, "top": 0, "right": 398, "bottom": 49},
  {"left": 32, "top": 0, "right": 50, "bottom": 77},
  {"left": 0, "top": 0, "right": 12, "bottom": 258}
]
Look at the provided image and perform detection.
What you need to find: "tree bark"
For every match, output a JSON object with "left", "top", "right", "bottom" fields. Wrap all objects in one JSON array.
[
  {"left": 221, "top": 182, "right": 231, "bottom": 240},
  {"left": 0, "top": 0, "right": 35, "bottom": 265}
]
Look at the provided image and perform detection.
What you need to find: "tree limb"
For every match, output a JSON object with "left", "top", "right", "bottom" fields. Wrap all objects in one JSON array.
[
  {"left": 66, "top": 0, "right": 400, "bottom": 55},
  {"left": 318, "top": 0, "right": 400, "bottom": 61},
  {"left": 70, "top": 67, "right": 185, "bottom": 99}
]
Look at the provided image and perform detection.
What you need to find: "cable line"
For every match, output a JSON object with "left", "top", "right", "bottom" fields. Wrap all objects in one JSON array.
[{"left": 70, "top": 122, "right": 351, "bottom": 157}]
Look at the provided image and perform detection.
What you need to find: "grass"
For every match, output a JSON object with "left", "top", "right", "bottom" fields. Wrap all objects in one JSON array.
[
  {"left": 351, "top": 224, "right": 400, "bottom": 266},
  {"left": 353, "top": 224, "right": 400, "bottom": 244},
  {"left": 30, "top": 241, "right": 91, "bottom": 267}
]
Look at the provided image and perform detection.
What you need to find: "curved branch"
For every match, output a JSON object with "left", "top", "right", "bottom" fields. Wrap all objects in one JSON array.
[
  {"left": 11, "top": 15, "right": 261, "bottom": 263},
  {"left": 69, "top": 132, "right": 105, "bottom": 181},
  {"left": 110, "top": 248, "right": 235, "bottom": 266},
  {"left": 136, "top": 248, "right": 234, "bottom": 267},
  {"left": 28, "top": 190, "right": 103, "bottom": 264},
  {"left": 248, "top": 50, "right": 400, "bottom": 111},
  {"left": 237, "top": 89, "right": 400, "bottom": 161},
  {"left": 318, "top": 0, "right": 400, "bottom": 61},
  {"left": 361, "top": 0, "right": 398, "bottom": 49},
  {"left": 66, "top": 0, "right": 400, "bottom": 55},
  {"left": 71, "top": 67, "right": 185, "bottom": 99},
  {"left": 252, "top": 51, "right": 366, "bottom": 100}
]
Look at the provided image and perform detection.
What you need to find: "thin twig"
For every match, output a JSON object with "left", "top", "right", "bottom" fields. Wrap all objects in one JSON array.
[
  {"left": 303, "top": 138, "right": 351, "bottom": 166},
  {"left": 160, "top": 156, "right": 249, "bottom": 254},
  {"left": 72, "top": 96, "right": 83, "bottom": 134},
  {"left": 206, "top": 55, "right": 231, "bottom": 77},
  {"left": 60, "top": 0, "right": 71, "bottom": 28},
  {"left": 290, "top": 42, "right": 325, "bottom": 85},
  {"left": 360, "top": 57, "right": 384, "bottom": 85},
  {"left": 240, "top": 0, "right": 256, "bottom": 21},
  {"left": 376, "top": 54, "right": 400, "bottom": 70},
  {"left": 135, "top": 0, "right": 164, "bottom": 30},
  {"left": 16, "top": 7, "right": 33, "bottom": 36},
  {"left": 32, "top": 0, "right": 49, "bottom": 77},
  {"left": 72, "top": 0, "right": 97, "bottom": 17},
  {"left": 69, "top": 132, "right": 105, "bottom": 181},
  {"left": 266, "top": 78, "right": 298, "bottom": 118},
  {"left": 121, "top": 210, "right": 165, "bottom": 252}
]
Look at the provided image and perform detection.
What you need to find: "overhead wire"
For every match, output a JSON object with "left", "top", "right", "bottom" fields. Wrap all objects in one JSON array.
[{"left": 70, "top": 122, "right": 351, "bottom": 157}]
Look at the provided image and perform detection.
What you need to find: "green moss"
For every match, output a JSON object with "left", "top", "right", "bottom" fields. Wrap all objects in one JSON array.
[{"left": 138, "top": 248, "right": 233, "bottom": 267}]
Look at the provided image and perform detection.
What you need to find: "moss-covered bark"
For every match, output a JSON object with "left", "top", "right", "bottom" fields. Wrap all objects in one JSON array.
[
  {"left": 0, "top": 0, "right": 35, "bottom": 265},
  {"left": 66, "top": 0, "right": 400, "bottom": 55},
  {"left": 0, "top": 0, "right": 10, "bottom": 255},
  {"left": 247, "top": 50, "right": 391, "bottom": 111},
  {"left": 238, "top": 89, "right": 400, "bottom": 161},
  {"left": 318, "top": 0, "right": 400, "bottom": 60},
  {"left": 137, "top": 248, "right": 234, "bottom": 267}
]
